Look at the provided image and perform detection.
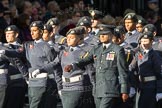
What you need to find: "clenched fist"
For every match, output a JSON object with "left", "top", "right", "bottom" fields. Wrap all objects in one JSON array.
[{"left": 64, "top": 65, "right": 73, "bottom": 72}]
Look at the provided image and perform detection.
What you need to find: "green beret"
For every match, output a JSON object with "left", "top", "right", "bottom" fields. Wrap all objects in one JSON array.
[{"left": 98, "top": 24, "right": 115, "bottom": 35}]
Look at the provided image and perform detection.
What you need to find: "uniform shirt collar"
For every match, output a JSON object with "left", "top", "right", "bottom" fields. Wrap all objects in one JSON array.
[
  {"left": 103, "top": 43, "right": 111, "bottom": 48},
  {"left": 84, "top": 35, "right": 90, "bottom": 41},
  {"left": 128, "top": 30, "right": 137, "bottom": 35},
  {"left": 9, "top": 41, "right": 19, "bottom": 45},
  {"left": 78, "top": 43, "right": 85, "bottom": 47},
  {"left": 92, "top": 29, "right": 99, "bottom": 35},
  {"left": 143, "top": 48, "right": 152, "bottom": 54},
  {"left": 69, "top": 46, "right": 80, "bottom": 51},
  {"left": 119, "top": 42, "right": 127, "bottom": 47},
  {"left": 48, "top": 40, "right": 54, "bottom": 45},
  {"left": 35, "top": 39, "right": 43, "bottom": 43}
]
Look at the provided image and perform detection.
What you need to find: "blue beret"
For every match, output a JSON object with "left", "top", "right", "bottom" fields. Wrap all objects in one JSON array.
[
  {"left": 30, "top": 21, "right": 43, "bottom": 30},
  {"left": 5, "top": 25, "right": 19, "bottom": 33}
]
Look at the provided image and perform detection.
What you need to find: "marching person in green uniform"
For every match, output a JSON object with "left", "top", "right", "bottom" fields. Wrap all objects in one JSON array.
[{"left": 64, "top": 24, "right": 129, "bottom": 108}]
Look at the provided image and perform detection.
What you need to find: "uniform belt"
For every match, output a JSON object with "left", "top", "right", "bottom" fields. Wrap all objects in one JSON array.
[
  {"left": 0, "top": 69, "right": 8, "bottom": 74},
  {"left": 29, "top": 72, "right": 47, "bottom": 78},
  {"left": 10, "top": 74, "right": 23, "bottom": 80},
  {"left": 62, "top": 75, "right": 82, "bottom": 83},
  {"left": 48, "top": 74, "right": 54, "bottom": 79},
  {"left": 139, "top": 76, "right": 156, "bottom": 82}
]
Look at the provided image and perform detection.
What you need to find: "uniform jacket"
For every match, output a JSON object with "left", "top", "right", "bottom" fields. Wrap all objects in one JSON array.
[
  {"left": 125, "top": 30, "right": 141, "bottom": 46},
  {"left": 75, "top": 43, "right": 129, "bottom": 97},
  {"left": 60, "top": 46, "right": 92, "bottom": 91},
  {"left": 0, "top": 43, "right": 27, "bottom": 86},
  {"left": 129, "top": 48, "right": 162, "bottom": 93},
  {"left": 4, "top": 39, "right": 57, "bottom": 87}
]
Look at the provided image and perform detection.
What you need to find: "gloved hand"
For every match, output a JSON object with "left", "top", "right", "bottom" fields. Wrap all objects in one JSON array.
[
  {"left": 31, "top": 69, "right": 40, "bottom": 78},
  {"left": 24, "top": 75, "right": 29, "bottom": 84},
  {"left": 64, "top": 65, "right": 73, "bottom": 72},
  {"left": 0, "top": 50, "right": 5, "bottom": 57},
  {"left": 0, "top": 50, "right": 5, "bottom": 54},
  {"left": 58, "top": 90, "right": 62, "bottom": 96},
  {"left": 129, "top": 87, "right": 136, "bottom": 98},
  {"left": 156, "top": 93, "right": 162, "bottom": 101}
]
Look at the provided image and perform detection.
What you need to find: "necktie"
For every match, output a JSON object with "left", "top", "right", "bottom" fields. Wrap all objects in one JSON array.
[
  {"left": 128, "top": 32, "right": 132, "bottom": 36},
  {"left": 70, "top": 48, "right": 73, "bottom": 52},
  {"left": 103, "top": 45, "right": 106, "bottom": 50}
]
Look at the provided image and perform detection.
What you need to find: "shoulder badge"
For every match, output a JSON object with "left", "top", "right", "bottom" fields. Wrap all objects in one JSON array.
[{"left": 59, "top": 37, "right": 66, "bottom": 44}]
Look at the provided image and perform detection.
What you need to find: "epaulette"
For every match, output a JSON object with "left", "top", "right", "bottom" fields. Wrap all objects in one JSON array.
[
  {"left": 59, "top": 37, "right": 66, "bottom": 44},
  {"left": 3, "top": 43, "right": 10, "bottom": 48},
  {"left": 82, "top": 52, "right": 89, "bottom": 59},
  {"left": 80, "top": 51, "right": 89, "bottom": 59}
]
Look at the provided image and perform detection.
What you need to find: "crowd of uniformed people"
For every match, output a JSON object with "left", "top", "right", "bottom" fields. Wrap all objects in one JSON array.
[{"left": 0, "top": 0, "right": 162, "bottom": 108}]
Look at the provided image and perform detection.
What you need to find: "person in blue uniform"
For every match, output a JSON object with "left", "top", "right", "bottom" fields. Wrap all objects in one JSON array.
[
  {"left": 124, "top": 13, "right": 141, "bottom": 48},
  {"left": 41, "top": 24, "right": 60, "bottom": 108},
  {"left": 129, "top": 32, "right": 162, "bottom": 108},
  {"left": 0, "top": 43, "right": 9, "bottom": 108},
  {"left": 46, "top": 17, "right": 66, "bottom": 45},
  {"left": 56, "top": 26, "right": 95, "bottom": 108},
  {"left": 0, "top": 42, "right": 28, "bottom": 108},
  {"left": 2, "top": 25, "right": 28, "bottom": 108},
  {"left": 0, "top": 21, "right": 57, "bottom": 108},
  {"left": 64, "top": 24, "right": 129, "bottom": 108},
  {"left": 89, "top": 10, "right": 103, "bottom": 36},
  {"left": 136, "top": 15, "right": 147, "bottom": 33},
  {"left": 112, "top": 25, "right": 126, "bottom": 46},
  {"left": 77, "top": 16, "right": 100, "bottom": 46},
  {"left": 112, "top": 25, "right": 136, "bottom": 108}
]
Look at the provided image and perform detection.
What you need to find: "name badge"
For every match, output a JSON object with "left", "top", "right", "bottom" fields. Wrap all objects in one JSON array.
[{"left": 106, "top": 51, "right": 115, "bottom": 60}]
